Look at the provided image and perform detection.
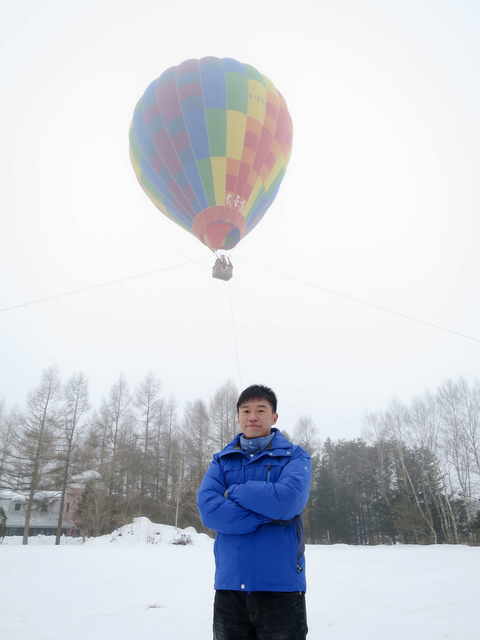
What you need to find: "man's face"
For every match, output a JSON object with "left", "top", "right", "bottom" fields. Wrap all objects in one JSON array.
[{"left": 237, "top": 397, "right": 278, "bottom": 439}]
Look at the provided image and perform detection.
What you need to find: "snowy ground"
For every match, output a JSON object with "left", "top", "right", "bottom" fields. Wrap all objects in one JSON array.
[{"left": 1, "top": 518, "right": 479, "bottom": 639}]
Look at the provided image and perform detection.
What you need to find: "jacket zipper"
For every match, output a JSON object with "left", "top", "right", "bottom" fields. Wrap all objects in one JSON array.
[{"left": 266, "top": 464, "right": 271, "bottom": 482}]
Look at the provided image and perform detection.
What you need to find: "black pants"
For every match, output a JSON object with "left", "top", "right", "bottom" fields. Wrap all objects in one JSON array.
[{"left": 213, "top": 590, "right": 308, "bottom": 639}]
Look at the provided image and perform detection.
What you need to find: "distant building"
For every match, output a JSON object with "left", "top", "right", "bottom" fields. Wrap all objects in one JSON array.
[
  {"left": 0, "top": 470, "right": 102, "bottom": 537},
  {"left": 0, "top": 490, "right": 73, "bottom": 537}
]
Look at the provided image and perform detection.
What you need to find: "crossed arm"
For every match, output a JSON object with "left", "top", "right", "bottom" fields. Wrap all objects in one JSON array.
[{"left": 197, "top": 452, "right": 312, "bottom": 535}]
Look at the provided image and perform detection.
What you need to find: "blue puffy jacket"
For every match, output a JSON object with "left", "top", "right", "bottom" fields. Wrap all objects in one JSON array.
[{"left": 197, "top": 429, "right": 312, "bottom": 592}]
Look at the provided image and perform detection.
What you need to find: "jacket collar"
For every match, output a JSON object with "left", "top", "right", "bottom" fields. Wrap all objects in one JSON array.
[{"left": 219, "top": 428, "right": 292, "bottom": 457}]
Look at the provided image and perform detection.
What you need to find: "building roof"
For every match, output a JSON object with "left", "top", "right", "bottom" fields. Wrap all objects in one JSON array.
[
  {"left": 68, "top": 470, "right": 101, "bottom": 489},
  {"left": 0, "top": 490, "right": 61, "bottom": 502}
]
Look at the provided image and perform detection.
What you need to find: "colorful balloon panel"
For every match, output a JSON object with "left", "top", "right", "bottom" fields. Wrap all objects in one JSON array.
[{"left": 129, "top": 57, "right": 293, "bottom": 252}]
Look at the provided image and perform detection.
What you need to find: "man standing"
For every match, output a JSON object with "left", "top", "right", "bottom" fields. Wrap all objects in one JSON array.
[{"left": 198, "top": 384, "right": 312, "bottom": 639}]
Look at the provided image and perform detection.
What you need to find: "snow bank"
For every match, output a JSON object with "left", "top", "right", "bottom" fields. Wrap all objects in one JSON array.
[
  {"left": 1, "top": 516, "right": 213, "bottom": 547},
  {"left": 85, "top": 516, "right": 213, "bottom": 547}
]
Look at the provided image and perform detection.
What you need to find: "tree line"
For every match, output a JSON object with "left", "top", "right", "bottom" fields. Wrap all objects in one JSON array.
[
  {"left": 1, "top": 367, "right": 479, "bottom": 545},
  {"left": 306, "top": 379, "right": 480, "bottom": 545}
]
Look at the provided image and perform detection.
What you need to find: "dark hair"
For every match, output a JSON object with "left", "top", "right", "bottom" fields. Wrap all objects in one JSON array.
[{"left": 236, "top": 384, "right": 277, "bottom": 414}]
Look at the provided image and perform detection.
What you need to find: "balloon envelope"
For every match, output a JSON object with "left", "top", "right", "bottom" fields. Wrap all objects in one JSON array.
[{"left": 129, "top": 57, "right": 293, "bottom": 252}]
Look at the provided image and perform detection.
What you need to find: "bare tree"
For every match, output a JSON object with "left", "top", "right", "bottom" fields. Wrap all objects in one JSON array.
[
  {"left": 209, "top": 380, "right": 238, "bottom": 451},
  {"left": 465, "top": 381, "right": 480, "bottom": 479},
  {"left": 115, "top": 412, "right": 142, "bottom": 523},
  {"left": 168, "top": 435, "right": 201, "bottom": 531},
  {"left": 92, "top": 404, "right": 111, "bottom": 479},
  {"left": 0, "top": 403, "right": 19, "bottom": 490},
  {"left": 408, "top": 392, "right": 458, "bottom": 543},
  {"left": 182, "top": 399, "right": 213, "bottom": 488},
  {"left": 161, "top": 394, "right": 178, "bottom": 517},
  {"left": 293, "top": 415, "right": 321, "bottom": 457},
  {"left": 104, "top": 373, "right": 132, "bottom": 496},
  {"left": 75, "top": 412, "right": 103, "bottom": 473},
  {"left": 437, "top": 378, "right": 480, "bottom": 530},
  {"left": 134, "top": 371, "right": 162, "bottom": 514},
  {"left": 362, "top": 410, "right": 392, "bottom": 510},
  {"left": 55, "top": 372, "right": 90, "bottom": 544},
  {"left": 451, "top": 379, "right": 480, "bottom": 485},
  {"left": 438, "top": 379, "right": 475, "bottom": 521},
  {"left": 12, "top": 365, "right": 62, "bottom": 544}
]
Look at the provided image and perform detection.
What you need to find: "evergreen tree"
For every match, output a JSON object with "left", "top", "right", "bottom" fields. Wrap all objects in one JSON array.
[{"left": 0, "top": 506, "right": 6, "bottom": 541}]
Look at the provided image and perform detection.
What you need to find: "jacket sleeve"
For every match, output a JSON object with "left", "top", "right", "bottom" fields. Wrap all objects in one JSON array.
[
  {"left": 227, "top": 449, "right": 312, "bottom": 521},
  {"left": 197, "top": 455, "right": 271, "bottom": 535}
]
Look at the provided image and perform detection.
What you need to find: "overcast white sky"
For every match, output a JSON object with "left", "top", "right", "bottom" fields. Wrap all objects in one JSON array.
[{"left": 1, "top": 0, "right": 479, "bottom": 441}]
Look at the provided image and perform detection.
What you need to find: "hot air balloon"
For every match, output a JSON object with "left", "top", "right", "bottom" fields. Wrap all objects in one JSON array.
[{"left": 129, "top": 57, "right": 293, "bottom": 279}]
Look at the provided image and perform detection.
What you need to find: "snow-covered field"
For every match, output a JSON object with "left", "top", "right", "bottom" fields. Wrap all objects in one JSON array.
[{"left": 1, "top": 518, "right": 479, "bottom": 639}]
